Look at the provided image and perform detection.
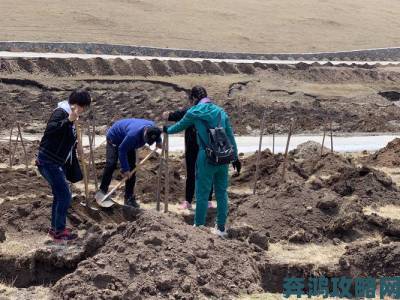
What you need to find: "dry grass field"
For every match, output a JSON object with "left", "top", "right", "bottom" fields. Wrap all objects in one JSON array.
[{"left": 1, "top": 0, "right": 400, "bottom": 53}]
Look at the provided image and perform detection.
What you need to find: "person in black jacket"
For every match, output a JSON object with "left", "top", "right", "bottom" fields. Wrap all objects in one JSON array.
[
  {"left": 163, "top": 108, "right": 214, "bottom": 210},
  {"left": 36, "top": 89, "right": 91, "bottom": 241}
]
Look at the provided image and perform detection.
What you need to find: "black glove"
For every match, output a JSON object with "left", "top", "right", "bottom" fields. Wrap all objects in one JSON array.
[
  {"left": 162, "top": 125, "right": 169, "bottom": 133},
  {"left": 232, "top": 159, "right": 241, "bottom": 174}
]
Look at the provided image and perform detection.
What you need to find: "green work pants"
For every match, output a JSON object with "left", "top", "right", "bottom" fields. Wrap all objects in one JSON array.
[{"left": 195, "top": 150, "right": 229, "bottom": 227}]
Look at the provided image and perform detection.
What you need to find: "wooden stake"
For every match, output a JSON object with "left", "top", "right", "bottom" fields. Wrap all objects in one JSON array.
[
  {"left": 330, "top": 120, "right": 333, "bottom": 153},
  {"left": 17, "top": 123, "right": 29, "bottom": 170},
  {"left": 272, "top": 123, "right": 275, "bottom": 155},
  {"left": 164, "top": 134, "right": 170, "bottom": 213},
  {"left": 87, "top": 122, "right": 98, "bottom": 190},
  {"left": 8, "top": 125, "right": 14, "bottom": 168},
  {"left": 253, "top": 111, "right": 266, "bottom": 195},
  {"left": 282, "top": 119, "right": 294, "bottom": 181},
  {"left": 156, "top": 134, "right": 166, "bottom": 212},
  {"left": 91, "top": 109, "right": 96, "bottom": 147},
  {"left": 10, "top": 126, "right": 20, "bottom": 167},
  {"left": 76, "top": 124, "right": 89, "bottom": 201},
  {"left": 321, "top": 124, "right": 326, "bottom": 157}
]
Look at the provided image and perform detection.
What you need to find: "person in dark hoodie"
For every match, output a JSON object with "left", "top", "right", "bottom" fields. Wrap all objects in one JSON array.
[
  {"left": 162, "top": 95, "right": 215, "bottom": 210},
  {"left": 96, "top": 118, "right": 162, "bottom": 208},
  {"left": 37, "top": 89, "right": 91, "bottom": 241}
]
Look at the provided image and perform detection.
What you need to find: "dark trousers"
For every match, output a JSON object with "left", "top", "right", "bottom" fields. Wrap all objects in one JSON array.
[
  {"left": 38, "top": 163, "right": 71, "bottom": 231},
  {"left": 99, "top": 141, "right": 136, "bottom": 200},
  {"left": 186, "top": 147, "right": 213, "bottom": 204}
]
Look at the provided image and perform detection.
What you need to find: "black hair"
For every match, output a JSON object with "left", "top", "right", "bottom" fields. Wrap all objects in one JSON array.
[
  {"left": 189, "top": 86, "right": 207, "bottom": 104},
  {"left": 145, "top": 126, "right": 161, "bottom": 145},
  {"left": 68, "top": 89, "right": 91, "bottom": 107}
]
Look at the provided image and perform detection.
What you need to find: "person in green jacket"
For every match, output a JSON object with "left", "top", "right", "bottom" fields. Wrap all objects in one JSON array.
[{"left": 163, "top": 86, "right": 241, "bottom": 237}]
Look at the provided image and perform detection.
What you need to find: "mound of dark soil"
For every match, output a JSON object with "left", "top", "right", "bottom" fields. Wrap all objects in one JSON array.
[
  {"left": 36, "top": 58, "right": 62, "bottom": 76},
  {"left": 69, "top": 58, "right": 94, "bottom": 75},
  {"left": 292, "top": 147, "right": 353, "bottom": 179},
  {"left": 325, "top": 166, "right": 397, "bottom": 203},
  {"left": 341, "top": 241, "right": 400, "bottom": 277},
  {"left": 91, "top": 58, "right": 115, "bottom": 76},
  {"left": 201, "top": 60, "right": 223, "bottom": 74},
  {"left": 16, "top": 58, "right": 35, "bottom": 73},
  {"left": 182, "top": 60, "right": 204, "bottom": 74},
  {"left": 218, "top": 61, "right": 239, "bottom": 74},
  {"left": 167, "top": 60, "right": 187, "bottom": 75},
  {"left": 362, "top": 138, "right": 400, "bottom": 167},
  {"left": 150, "top": 59, "right": 170, "bottom": 76},
  {"left": 51, "top": 58, "right": 75, "bottom": 76},
  {"left": 130, "top": 59, "right": 152, "bottom": 77},
  {"left": 235, "top": 63, "right": 255, "bottom": 74},
  {"left": 52, "top": 210, "right": 263, "bottom": 299},
  {"left": 113, "top": 58, "right": 133, "bottom": 76},
  {"left": 233, "top": 149, "right": 305, "bottom": 188},
  {"left": 230, "top": 143, "right": 400, "bottom": 243},
  {"left": 229, "top": 185, "right": 340, "bottom": 243}
]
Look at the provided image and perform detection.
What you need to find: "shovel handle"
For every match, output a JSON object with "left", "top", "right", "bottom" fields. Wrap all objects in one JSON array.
[{"left": 101, "top": 149, "right": 156, "bottom": 201}]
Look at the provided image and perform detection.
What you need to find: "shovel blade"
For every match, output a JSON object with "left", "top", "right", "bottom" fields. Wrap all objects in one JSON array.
[{"left": 95, "top": 191, "right": 115, "bottom": 208}]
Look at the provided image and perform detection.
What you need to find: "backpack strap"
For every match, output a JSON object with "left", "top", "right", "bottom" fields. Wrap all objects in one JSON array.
[
  {"left": 217, "top": 111, "right": 223, "bottom": 127},
  {"left": 197, "top": 111, "right": 222, "bottom": 148}
]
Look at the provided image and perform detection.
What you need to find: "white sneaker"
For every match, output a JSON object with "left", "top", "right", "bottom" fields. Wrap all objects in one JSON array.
[{"left": 213, "top": 225, "right": 228, "bottom": 238}]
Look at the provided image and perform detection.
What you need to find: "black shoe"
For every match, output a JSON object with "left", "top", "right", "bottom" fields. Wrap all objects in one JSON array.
[{"left": 125, "top": 197, "right": 140, "bottom": 208}]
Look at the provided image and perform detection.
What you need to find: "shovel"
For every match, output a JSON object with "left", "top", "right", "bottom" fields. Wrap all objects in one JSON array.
[{"left": 95, "top": 149, "right": 156, "bottom": 208}]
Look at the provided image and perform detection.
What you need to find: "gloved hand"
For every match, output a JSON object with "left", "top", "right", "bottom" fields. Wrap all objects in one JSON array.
[
  {"left": 162, "top": 111, "right": 170, "bottom": 120},
  {"left": 232, "top": 159, "right": 242, "bottom": 175},
  {"left": 162, "top": 125, "right": 169, "bottom": 133}
]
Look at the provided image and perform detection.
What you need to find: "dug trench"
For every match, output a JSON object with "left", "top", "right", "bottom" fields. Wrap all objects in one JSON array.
[{"left": 1, "top": 140, "right": 400, "bottom": 298}]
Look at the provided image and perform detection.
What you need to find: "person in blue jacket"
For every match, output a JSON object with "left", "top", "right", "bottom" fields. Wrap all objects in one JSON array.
[
  {"left": 97, "top": 118, "right": 162, "bottom": 208},
  {"left": 163, "top": 86, "right": 241, "bottom": 237}
]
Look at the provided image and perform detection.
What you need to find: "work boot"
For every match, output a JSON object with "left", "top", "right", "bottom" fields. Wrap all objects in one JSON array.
[{"left": 125, "top": 196, "right": 140, "bottom": 208}]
